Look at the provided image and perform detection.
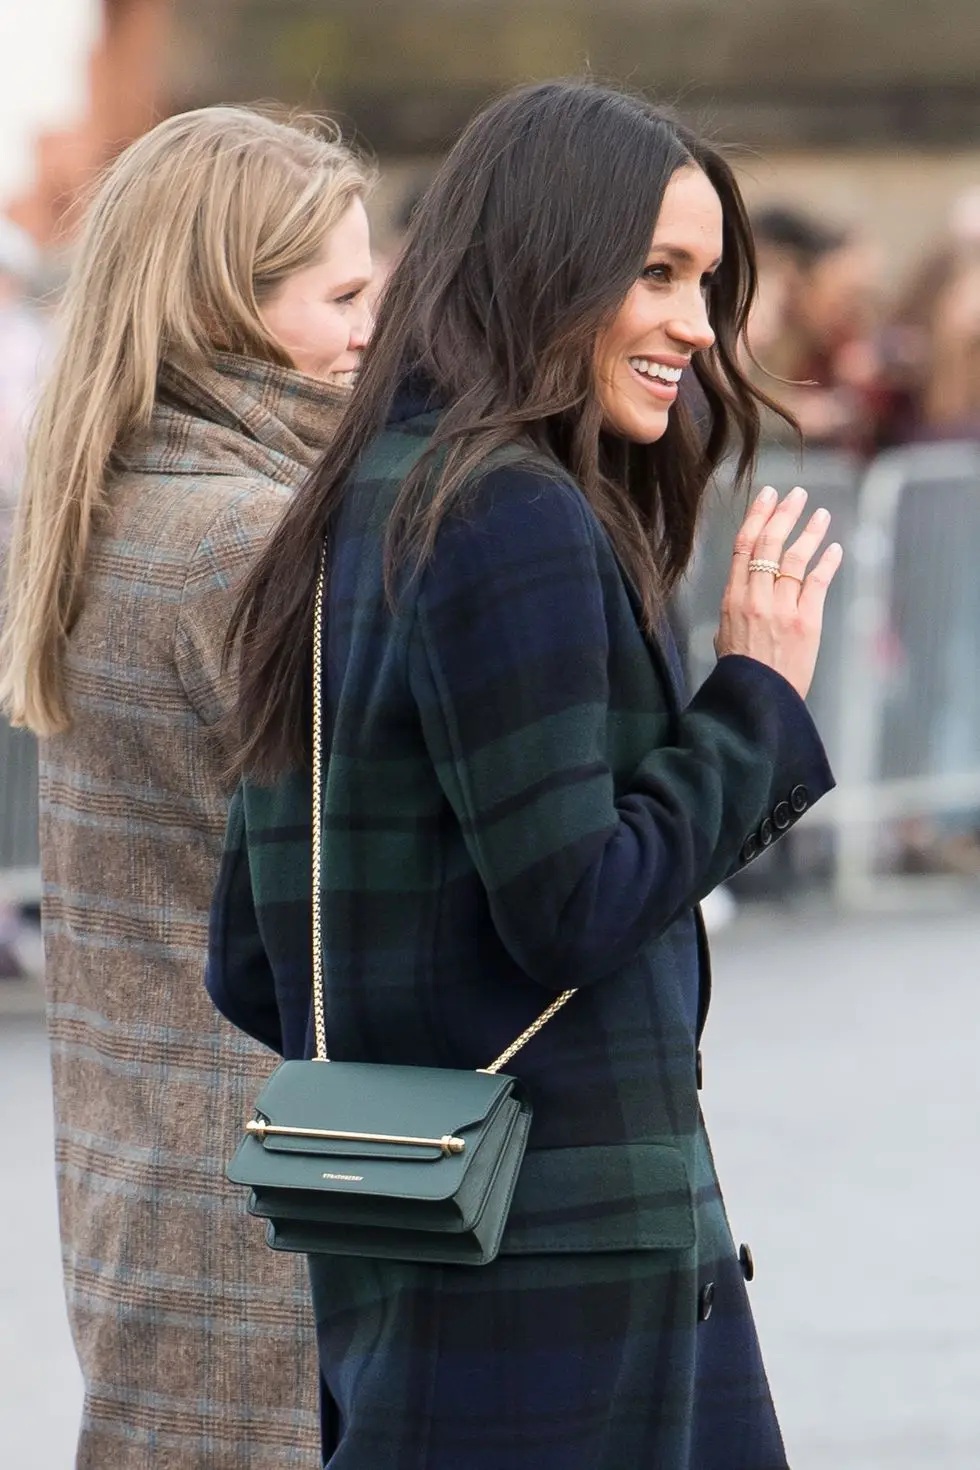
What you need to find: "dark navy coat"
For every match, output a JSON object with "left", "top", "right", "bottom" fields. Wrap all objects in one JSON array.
[{"left": 208, "top": 383, "right": 834, "bottom": 1468}]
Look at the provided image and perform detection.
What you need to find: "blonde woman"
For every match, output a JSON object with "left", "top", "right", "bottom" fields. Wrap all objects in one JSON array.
[{"left": 0, "top": 108, "right": 372, "bottom": 1468}]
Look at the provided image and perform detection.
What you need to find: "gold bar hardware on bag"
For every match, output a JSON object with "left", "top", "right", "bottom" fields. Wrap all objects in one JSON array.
[{"left": 246, "top": 1118, "right": 466, "bottom": 1155}]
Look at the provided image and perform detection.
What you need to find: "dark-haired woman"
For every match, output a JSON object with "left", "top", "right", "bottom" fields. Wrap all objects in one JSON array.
[{"left": 207, "top": 81, "right": 842, "bottom": 1469}]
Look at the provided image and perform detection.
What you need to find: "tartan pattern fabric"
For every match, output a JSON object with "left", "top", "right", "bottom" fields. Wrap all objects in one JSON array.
[
  {"left": 306, "top": 1131, "right": 787, "bottom": 1470},
  {"left": 39, "top": 354, "right": 348, "bottom": 1468},
  {"left": 207, "top": 380, "right": 835, "bottom": 1468}
]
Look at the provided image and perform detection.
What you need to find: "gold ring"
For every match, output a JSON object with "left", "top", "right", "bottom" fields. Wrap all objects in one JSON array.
[
  {"left": 776, "top": 572, "right": 804, "bottom": 584},
  {"left": 748, "top": 559, "right": 780, "bottom": 576}
]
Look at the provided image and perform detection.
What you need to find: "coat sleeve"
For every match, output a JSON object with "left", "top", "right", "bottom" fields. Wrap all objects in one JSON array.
[
  {"left": 174, "top": 484, "right": 289, "bottom": 733},
  {"left": 407, "top": 464, "right": 834, "bottom": 990},
  {"left": 206, "top": 783, "right": 283, "bottom": 1054}
]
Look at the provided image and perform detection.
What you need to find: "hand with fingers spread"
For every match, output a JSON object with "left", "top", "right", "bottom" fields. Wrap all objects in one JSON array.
[{"left": 714, "top": 484, "right": 844, "bottom": 701}]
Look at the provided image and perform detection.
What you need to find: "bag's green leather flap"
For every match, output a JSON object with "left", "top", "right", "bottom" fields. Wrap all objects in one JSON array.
[
  {"left": 252, "top": 1059, "right": 513, "bottom": 1148},
  {"left": 228, "top": 1059, "right": 519, "bottom": 1204},
  {"left": 500, "top": 1142, "right": 695, "bottom": 1254}
]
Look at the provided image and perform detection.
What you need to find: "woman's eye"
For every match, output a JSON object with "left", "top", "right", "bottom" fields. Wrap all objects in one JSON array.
[
  {"left": 334, "top": 289, "right": 362, "bottom": 306},
  {"left": 642, "top": 263, "right": 671, "bottom": 284}
]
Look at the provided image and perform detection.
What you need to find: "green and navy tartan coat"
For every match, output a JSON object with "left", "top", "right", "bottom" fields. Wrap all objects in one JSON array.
[{"left": 208, "top": 377, "right": 834, "bottom": 1469}]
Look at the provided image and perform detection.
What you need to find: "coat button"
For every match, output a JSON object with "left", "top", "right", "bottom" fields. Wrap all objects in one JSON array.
[
  {"left": 758, "top": 817, "right": 774, "bottom": 847},
  {"left": 698, "top": 1281, "right": 715, "bottom": 1321},
  {"left": 790, "top": 783, "right": 809, "bottom": 814},
  {"left": 696, "top": 1049, "right": 703, "bottom": 1089},
  {"left": 741, "top": 833, "right": 760, "bottom": 863},
  {"left": 773, "top": 800, "right": 791, "bottom": 831},
  {"left": 739, "top": 1243, "right": 755, "bottom": 1282}
]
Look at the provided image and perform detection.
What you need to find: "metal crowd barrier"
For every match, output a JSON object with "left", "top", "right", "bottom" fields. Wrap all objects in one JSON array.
[
  {"left": 831, "top": 440, "right": 980, "bottom": 907},
  {"left": 682, "top": 439, "right": 980, "bottom": 908},
  {"left": 0, "top": 715, "right": 40, "bottom": 905}
]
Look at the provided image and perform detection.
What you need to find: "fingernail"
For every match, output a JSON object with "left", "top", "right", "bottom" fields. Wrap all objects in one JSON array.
[
  {"left": 813, "top": 507, "right": 830, "bottom": 523},
  {"left": 759, "top": 486, "right": 777, "bottom": 504},
  {"left": 791, "top": 485, "right": 808, "bottom": 500}
]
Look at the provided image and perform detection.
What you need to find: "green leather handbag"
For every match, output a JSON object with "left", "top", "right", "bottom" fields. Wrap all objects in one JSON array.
[{"left": 226, "top": 556, "right": 576, "bottom": 1266}]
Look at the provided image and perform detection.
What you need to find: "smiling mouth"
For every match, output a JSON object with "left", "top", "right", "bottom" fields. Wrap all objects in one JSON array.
[{"left": 626, "top": 358, "right": 682, "bottom": 401}]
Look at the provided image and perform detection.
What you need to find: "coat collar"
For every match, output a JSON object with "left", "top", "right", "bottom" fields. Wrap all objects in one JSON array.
[
  {"left": 386, "top": 366, "right": 445, "bottom": 427},
  {"left": 118, "top": 352, "right": 349, "bottom": 486}
]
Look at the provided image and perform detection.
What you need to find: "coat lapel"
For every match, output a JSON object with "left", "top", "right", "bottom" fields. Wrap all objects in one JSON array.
[
  {"left": 612, "top": 553, "right": 713, "bottom": 1043},
  {"left": 614, "top": 564, "right": 685, "bottom": 718}
]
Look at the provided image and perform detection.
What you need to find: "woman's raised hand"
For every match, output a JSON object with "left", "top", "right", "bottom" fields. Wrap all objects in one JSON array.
[{"left": 714, "top": 485, "right": 843, "bottom": 701}]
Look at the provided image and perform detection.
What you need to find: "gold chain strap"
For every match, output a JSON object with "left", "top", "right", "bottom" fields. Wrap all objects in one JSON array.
[
  {"left": 481, "top": 986, "right": 577, "bottom": 1074},
  {"left": 311, "top": 558, "right": 329, "bottom": 1060},
  {"left": 310, "top": 552, "right": 576, "bottom": 1074}
]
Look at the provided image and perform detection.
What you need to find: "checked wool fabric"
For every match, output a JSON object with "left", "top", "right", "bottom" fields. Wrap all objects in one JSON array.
[
  {"left": 39, "top": 354, "right": 348, "bottom": 1468},
  {"left": 208, "top": 377, "right": 835, "bottom": 1468}
]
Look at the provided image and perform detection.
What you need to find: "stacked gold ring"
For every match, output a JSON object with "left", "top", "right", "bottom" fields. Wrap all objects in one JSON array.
[{"left": 747, "top": 558, "right": 781, "bottom": 575}]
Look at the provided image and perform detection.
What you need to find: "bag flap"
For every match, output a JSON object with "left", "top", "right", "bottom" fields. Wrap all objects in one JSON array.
[
  {"left": 244, "top": 1059, "right": 514, "bottom": 1162},
  {"left": 500, "top": 1142, "right": 695, "bottom": 1254}
]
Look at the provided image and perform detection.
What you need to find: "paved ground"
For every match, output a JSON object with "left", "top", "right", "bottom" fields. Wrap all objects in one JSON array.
[
  {"left": 1, "top": 1004, "right": 83, "bottom": 1468},
  {"left": 3, "top": 902, "right": 979, "bottom": 1468}
]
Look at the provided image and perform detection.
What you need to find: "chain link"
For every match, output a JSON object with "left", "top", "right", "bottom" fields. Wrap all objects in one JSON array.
[
  {"left": 482, "top": 988, "right": 578, "bottom": 1073},
  {"left": 311, "top": 556, "right": 328, "bottom": 1061},
  {"left": 309, "top": 550, "right": 576, "bottom": 1073}
]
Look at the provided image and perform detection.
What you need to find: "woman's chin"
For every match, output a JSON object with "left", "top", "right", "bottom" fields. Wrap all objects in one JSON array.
[{"left": 612, "top": 411, "right": 671, "bottom": 445}]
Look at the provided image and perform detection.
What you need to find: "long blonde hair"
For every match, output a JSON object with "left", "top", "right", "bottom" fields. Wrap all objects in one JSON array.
[{"left": 0, "top": 106, "right": 368, "bottom": 735}]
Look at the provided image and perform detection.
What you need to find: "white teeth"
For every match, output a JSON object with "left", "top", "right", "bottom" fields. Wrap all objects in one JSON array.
[{"left": 628, "top": 359, "right": 683, "bottom": 383}]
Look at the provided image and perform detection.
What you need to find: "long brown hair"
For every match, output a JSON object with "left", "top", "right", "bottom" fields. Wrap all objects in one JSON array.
[{"left": 232, "top": 80, "right": 784, "bottom": 780}]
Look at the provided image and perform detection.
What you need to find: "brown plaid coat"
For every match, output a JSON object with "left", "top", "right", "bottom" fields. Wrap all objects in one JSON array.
[{"left": 39, "top": 354, "right": 346, "bottom": 1468}]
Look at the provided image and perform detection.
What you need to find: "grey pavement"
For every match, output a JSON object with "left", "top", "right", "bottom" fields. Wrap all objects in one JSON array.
[
  {"left": 2, "top": 1006, "right": 83, "bottom": 1469},
  {"left": 3, "top": 903, "right": 979, "bottom": 1468}
]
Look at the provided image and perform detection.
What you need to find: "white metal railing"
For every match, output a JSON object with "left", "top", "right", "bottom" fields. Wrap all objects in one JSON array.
[
  {"left": 0, "top": 717, "right": 40, "bottom": 904},
  {"left": 685, "top": 439, "right": 980, "bottom": 909},
  {"left": 829, "top": 440, "right": 980, "bottom": 906}
]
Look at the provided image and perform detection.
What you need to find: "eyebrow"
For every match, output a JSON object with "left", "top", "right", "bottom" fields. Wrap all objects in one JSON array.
[
  {"left": 331, "top": 273, "right": 374, "bottom": 294},
  {"left": 647, "top": 245, "right": 723, "bottom": 272}
]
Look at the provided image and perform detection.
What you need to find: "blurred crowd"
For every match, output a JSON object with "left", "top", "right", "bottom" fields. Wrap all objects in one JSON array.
[
  {"left": 744, "top": 185, "right": 980, "bottom": 455},
  {"left": 741, "top": 185, "right": 980, "bottom": 884}
]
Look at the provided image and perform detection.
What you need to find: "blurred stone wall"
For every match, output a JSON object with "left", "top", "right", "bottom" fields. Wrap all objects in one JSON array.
[
  {"left": 168, "top": 0, "right": 980, "bottom": 152},
  {"left": 164, "top": 0, "right": 980, "bottom": 290}
]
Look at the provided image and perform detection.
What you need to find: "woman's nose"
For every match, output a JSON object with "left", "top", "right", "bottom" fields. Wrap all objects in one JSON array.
[
  {"left": 668, "top": 295, "right": 715, "bottom": 352},
  {"left": 350, "top": 300, "right": 374, "bottom": 351}
]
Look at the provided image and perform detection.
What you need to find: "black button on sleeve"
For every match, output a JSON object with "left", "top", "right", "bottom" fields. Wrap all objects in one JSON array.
[
  {"left": 773, "top": 801, "right": 791, "bottom": 831},
  {"left": 790, "top": 783, "right": 810, "bottom": 814},
  {"left": 741, "top": 834, "right": 760, "bottom": 864},
  {"left": 698, "top": 1281, "right": 715, "bottom": 1321},
  {"left": 758, "top": 817, "right": 774, "bottom": 847},
  {"left": 739, "top": 1243, "right": 755, "bottom": 1282}
]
